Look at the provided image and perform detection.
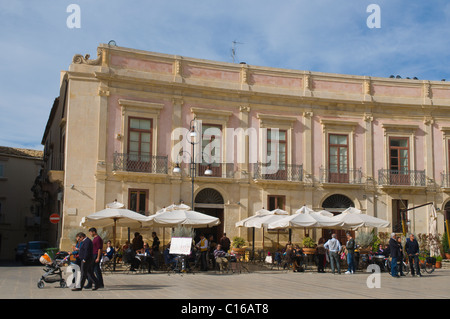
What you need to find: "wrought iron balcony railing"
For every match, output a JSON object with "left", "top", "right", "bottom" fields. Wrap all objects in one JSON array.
[
  {"left": 113, "top": 152, "right": 168, "bottom": 174},
  {"left": 319, "top": 167, "right": 363, "bottom": 184},
  {"left": 252, "top": 162, "right": 303, "bottom": 182},
  {"left": 378, "top": 169, "right": 426, "bottom": 187}
]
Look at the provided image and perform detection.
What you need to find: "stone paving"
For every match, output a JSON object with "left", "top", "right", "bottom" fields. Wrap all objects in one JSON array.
[{"left": 1, "top": 262, "right": 449, "bottom": 300}]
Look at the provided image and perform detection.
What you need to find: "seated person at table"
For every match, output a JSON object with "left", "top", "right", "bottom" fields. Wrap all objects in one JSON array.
[
  {"left": 123, "top": 247, "right": 140, "bottom": 271},
  {"left": 292, "top": 245, "right": 304, "bottom": 272},
  {"left": 214, "top": 244, "right": 228, "bottom": 271},
  {"left": 375, "top": 244, "right": 385, "bottom": 256},
  {"left": 163, "top": 243, "right": 177, "bottom": 268},
  {"left": 100, "top": 240, "right": 115, "bottom": 267},
  {"left": 135, "top": 243, "right": 157, "bottom": 273}
]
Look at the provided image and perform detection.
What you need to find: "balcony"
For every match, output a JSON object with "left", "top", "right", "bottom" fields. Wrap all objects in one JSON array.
[
  {"left": 319, "top": 167, "right": 363, "bottom": 184},
  {"left": 378, "top": 169, "right": 426, "bottom": 187},
  {"left": 113, "top": 152, "right": 168, "bottom": 174},
  {"left": 252, "top": 162, "right": 303, "bottom": 182}
]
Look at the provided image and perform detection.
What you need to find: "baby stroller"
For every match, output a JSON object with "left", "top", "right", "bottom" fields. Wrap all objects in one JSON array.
[{"left": 37, "top": 252, "right": 69, "bottom": 289}]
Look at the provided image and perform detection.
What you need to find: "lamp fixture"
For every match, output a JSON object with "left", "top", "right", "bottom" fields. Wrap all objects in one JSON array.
[
  {"left": 204, "top": 166, "right": 213, "bottom": 176},
  {"left": 173, "top": 163, "right": 181, "bottom": 174}
]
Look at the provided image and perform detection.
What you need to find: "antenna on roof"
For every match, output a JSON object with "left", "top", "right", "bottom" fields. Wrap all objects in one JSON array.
[{"left": 231, "top": 40, "right": 244, "bottom": 63}]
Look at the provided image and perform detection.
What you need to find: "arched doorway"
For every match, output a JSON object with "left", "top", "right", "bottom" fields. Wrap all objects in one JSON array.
[
  {"left": 322, "top": 194, "right": 355, "bottom": 244},
  {"left": 445, "top": 201, "right": 450, "bottom": 234},
  {"left": 194, "top": 188, "right": 224, "bottom": 244}
]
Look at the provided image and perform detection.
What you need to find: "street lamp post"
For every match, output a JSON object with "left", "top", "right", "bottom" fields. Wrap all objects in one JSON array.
[{"left": 173, "top": 117, "right": 212, "bottom": 209}]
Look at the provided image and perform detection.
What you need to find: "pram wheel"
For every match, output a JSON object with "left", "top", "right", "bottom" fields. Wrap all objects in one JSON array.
[
  {"left": 37, "top": 280, "right": 45, "bottom": 289},
  {"left": 60, "top": 280, "right": 66, "bottom": 288}
]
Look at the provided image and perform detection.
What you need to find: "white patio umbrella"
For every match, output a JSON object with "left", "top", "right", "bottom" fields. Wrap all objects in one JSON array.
[
  {"left": 155, "top": 203, "right": 191, "bottom": 214},
  {"left": 145, "top": 209, "right": 220, "bottom": 228},
  {"left": 268, "top": 207, "right": 343, "bottom": 229},
  {"left": 236, "top": 208, "right": 289, "bottom": 250},
  {"left": 330, "top": 207, "right": 390, "bottom": 230},
  {"left": 80, "top": 201, "right": 151, "bottom": 246},
  {"left": 80, "top": 200, "right": 151, "bottom": 271}
]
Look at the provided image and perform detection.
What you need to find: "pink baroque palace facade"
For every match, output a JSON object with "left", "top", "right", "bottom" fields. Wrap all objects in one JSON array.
[{"left": 40, "top": 43, "right": 450, "bottom": 250}]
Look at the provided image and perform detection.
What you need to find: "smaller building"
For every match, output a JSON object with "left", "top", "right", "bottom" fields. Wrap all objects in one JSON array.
[{"left": 0, "top": 146, "right": 43, "bottom": 261}]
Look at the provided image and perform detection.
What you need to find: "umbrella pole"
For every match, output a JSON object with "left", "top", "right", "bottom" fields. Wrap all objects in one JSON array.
[
  {"left": 113, "top": 218, "right": 117, "bottom": 271},
  {"left": 252, "top": 227, "right": 255, "bottom": 261},
  {"left": 277, "top": 230, "right": 280, "bottom": 250},
  {"left": 262, "top": 228, "right": 265, "bottom": 252}
]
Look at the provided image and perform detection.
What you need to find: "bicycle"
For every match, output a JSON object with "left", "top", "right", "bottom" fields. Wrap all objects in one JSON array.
[
  {"left": 420, "top": 257, "right": 435, "bottom": 274},
  {"left": 384, "top": 257, "right": 410, "bottom": 275}
]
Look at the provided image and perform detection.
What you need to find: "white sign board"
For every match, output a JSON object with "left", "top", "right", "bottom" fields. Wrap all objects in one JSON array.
[{"left": 169, "top": 237, "right": 192, "bottom": 255}]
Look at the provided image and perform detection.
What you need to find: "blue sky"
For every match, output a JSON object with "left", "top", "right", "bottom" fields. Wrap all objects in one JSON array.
[{"left": 1, "top": 0, "right": 450, "bottom": 150}]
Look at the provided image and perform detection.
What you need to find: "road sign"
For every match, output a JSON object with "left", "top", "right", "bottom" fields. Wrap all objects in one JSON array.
[{"left": 49, "top": 214, "right": 60, "bottom": 224}]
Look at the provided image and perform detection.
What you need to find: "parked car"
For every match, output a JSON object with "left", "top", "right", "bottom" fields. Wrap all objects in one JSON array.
[
  {"left": 15, "top": 243, "right": 26, "bottom": 262},
  {"left": 22, "top": 241, "right": 50, "bottom": 265}
]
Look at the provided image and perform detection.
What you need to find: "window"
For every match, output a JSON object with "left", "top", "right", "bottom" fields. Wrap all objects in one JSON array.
[
  {"left": 328, "top": 134, "right": 349, "bottom": 183},
  {"left": 127, "top": 117, "right": 153, "bottom": 172},
  {"left": 265, "top": 129, "right": 287, "bottom": 179},
  {"left": 268, "top": 195, "right": 285, "bottom": 210},
  {"left": 0, "top": 163, "right": 4, "bottom": 178},
  {"left": 389, "top": 137, "right": 409, "bottom": 185},
  {"left": 199, "top": 123, "right": 222, "bottom": 177},
  {"left": 129, "top": 189, "right": 148, "bottom": 215}
]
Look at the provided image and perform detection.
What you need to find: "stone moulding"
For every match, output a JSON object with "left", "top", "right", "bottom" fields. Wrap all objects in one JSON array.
[{"left": 72, "top": 48, "right": 103, "bottom": 65}]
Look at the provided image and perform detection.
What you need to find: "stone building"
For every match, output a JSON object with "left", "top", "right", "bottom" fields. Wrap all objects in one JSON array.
[
  {"left": 41, "top": 43, "right": 450, "bottom": 251},
  {"left": 0, "top": 146, "right": 43, "bottom": 260}
]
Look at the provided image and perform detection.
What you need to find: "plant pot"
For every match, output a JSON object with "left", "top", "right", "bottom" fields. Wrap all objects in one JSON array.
[
  {"left": 445, "top": 253, "right": 450, "bottom": 260},
  {"left": 358, "top": 248, "right": 371, "bottom": 254},
  {"left": 232, "top": 247, "right": 246, "bottom": 255},
  {"left": 302, "top": 248, "right": 316, "bottom": 255},
  {"left": 435, "top": 261, "right": 442, "bottom": 269}
]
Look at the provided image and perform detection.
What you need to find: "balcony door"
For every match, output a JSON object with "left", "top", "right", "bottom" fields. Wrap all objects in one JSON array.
[
  {"left": 265, "top": 129, "right": 287, "bottom": 180},
  {"left": 328, "top": 134, "right": 349, "bottom": 183},
  {"left": 389, "top": 137, "right": 409, "bottom": 185},
  {"left": 127, "top": 117, "right": 152, "bottom": 172},
  {"left": 199, "top": 124, "right": 222, "bottom": 177}
]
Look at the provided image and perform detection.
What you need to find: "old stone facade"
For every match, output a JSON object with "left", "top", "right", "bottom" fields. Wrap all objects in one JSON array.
[{"left": 42, "top": 44, "right": 450, "bottom": 251}]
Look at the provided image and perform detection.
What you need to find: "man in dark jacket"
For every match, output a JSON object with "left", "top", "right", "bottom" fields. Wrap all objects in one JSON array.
[
  {"left": 72, "top": 232, "right": 99, "bottom": 291},
  {"left": 405, "top": 234, "right": 422, "bottom": 277},
  {"left": 388, "top": 233, "right": 400, "bottom": 278}
]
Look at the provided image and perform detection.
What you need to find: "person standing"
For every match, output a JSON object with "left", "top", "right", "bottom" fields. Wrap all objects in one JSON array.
[
  {"left": 405, "top": 233, "right": 422, "bottom": 277},
  {"left": 389, "top": 233, "right": 400, "bottom": 278},
  {"left": 345, "top": 232, "right": 356, "bottom": 274},
  {"left": 151, "top": 232, "right": 160, "bottom": 269},
  {"left": 397, "top": 236, "right": 405, "bottom": 276},
  {"left": 219, "top": 233, "right": 231, "bottom": 253},
  {"left": 316, "top": 238, "right": 326, "bottom": 273},
  {"left": 324, "top": 234, "right": 342, "bottom": 274},
  {"left": 196, "top": 234, "right": 209, "bottom": 271},
  {"left": 72, "top": 232, "right": 99, "bottom": 291},
  {"left": 132, "top": 232, "right": 144, "bottom": 251},
  {"left": 85, "top": 228, "right": 104, "bottom": 289}
]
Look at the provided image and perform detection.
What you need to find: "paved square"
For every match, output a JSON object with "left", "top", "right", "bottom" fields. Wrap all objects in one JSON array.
[{"left": 1, "top": 263, "right": 449, "bottom": 300}]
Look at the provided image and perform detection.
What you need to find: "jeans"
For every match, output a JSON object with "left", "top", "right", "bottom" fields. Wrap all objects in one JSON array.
[
  {"left": 347, "top": 252, "right": 355, "bottom": 273},
  {"left": 391, "top": 257, "right": 398, "bottom": 277},
  {"left": 408, "top": 255, "right": 421, "bottom": 276},
  {"left": 329, "top": 251, "right": 340, "bottom": 274}
]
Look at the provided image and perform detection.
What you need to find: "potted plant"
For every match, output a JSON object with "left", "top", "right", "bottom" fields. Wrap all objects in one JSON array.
[
  {"left": 355, "top": 230, "right": 375, "bottom": 254},
  {"left": 302, "top": 236, "right": 316, "bottom": 254},
  {"left": 231, "top": 236, "right": 246, "bottom": 255},
  {"left": 435, "top": 255, "right": 442, "bottom": 269},
  {"left": 442, "top": 232, "right": 450, "bottom": 259}
]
